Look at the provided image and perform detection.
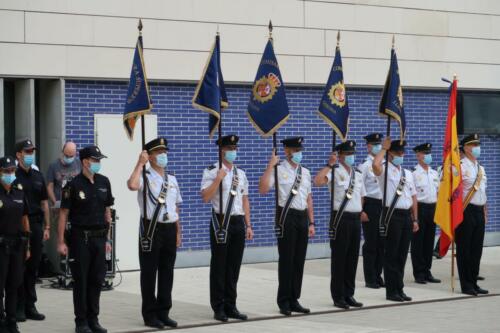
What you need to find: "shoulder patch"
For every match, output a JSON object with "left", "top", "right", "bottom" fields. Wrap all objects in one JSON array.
[
  {"left": 207, "top": 165, "right": 216, "bottom": 170},
  {"left": 412, "top": 166, "right": 417, "bottom": 171}
]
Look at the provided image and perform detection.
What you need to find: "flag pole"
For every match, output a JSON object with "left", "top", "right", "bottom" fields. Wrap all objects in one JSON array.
[
  {"left": 330, "top": 31, "right": 341, "bottom": 218},
  {"left": 216, "top": 30, "right": 224, "bottom": 226},
  {"left": 450, "top": 73, "right": 458, "bottom": 294},
  {"left": 138, "top": 19, "right": 148, "bottom": 234}
]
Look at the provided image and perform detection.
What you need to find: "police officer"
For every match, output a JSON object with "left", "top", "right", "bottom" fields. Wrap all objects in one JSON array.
[
  {"left": 314, "top": 140, "right": 365, "bottom": 309},
  {"left": 200, "top": 135, "right": 253, "bottom": 322},
  {"left": 0, "top": 156, "right": 30, "bottom": 333},
  {"left": 14, "top": 139, "right": 49, "bottom": 322},
  {"left": 411, "top": 143, "right": 441, "bottom": 284},
  {"left": 57, "top": 146, "right": 114, "bottom": 333},
  {"left": 127, "top": 138, "right": 181, "bottom": 329},
  {"left": 372, "top": 138, "right": 419, "bottom": 302},
  {"left": 358, "top": 133, "right": 385, "bottom": 288},
  {"left": 259, "top": 137, "right": 314, "bottom": 316},
  {"left": 456, "top": 134, "right": 488, "bottom": 296}
]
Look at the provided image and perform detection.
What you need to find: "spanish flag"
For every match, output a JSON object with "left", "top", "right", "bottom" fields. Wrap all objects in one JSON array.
[{"left": 434, "top": 78, "right": 463, "bottom": 257}]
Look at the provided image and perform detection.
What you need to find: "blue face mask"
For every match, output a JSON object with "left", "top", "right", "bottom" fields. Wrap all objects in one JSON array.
[
  {"left": 423, "top": 154, "right": 432, "bottom": 165},
  {"left": 23, "top": 154, "right": 34, "bottom": 168},
  {"left": 344, "top": 155, "right": 355, "bottom": 166},
  {"left": 63, "top": 156, "right": 75, "bottom": 165},
  {"left": 291, "top": 151, "right": 303, "bottom": 164},
  {"left": 371, "top": 144, "right": 382, "bottom": 155},
  {"left": 392, "top": 155, "right": 404, "bottom": 166},
  {"left": 224, "top": 150, "right": 237, "bottom": 163},
  {"left": 156, "top": 153, "right": 168, "bottom": 168},
  {"left": 1, "top": 173, "right": 16, "bottom": 185},
  {"left": 471, "top": 146, "right": 481, "bottom": 158},
  {"left": 89, "top": 162, "right": 101, "bottom": 174}
]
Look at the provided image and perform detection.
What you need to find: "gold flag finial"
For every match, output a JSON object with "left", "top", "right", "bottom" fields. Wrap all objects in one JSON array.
[
  {"left": 453, "top": 73, "right": 458, "bottom": 80},
  {"left": 268, "top": 20, "right": 273, "bottom": 38},
  {"left": 337, "top": 30, "right": 340, "bottom": 47},
  {"left": 216, "top": 24, "right": 220, "bottom": 35},
  {"left": 392, "top": 34, "right": 395, "bottom": 48},
  {"left": 138, "top": 19, "right": 143, "bottom": 34}
]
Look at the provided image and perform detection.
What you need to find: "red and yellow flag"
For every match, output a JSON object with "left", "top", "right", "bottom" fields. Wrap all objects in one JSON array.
[{"left": 434, "top": 78, "right": 463, "bottom": 257}]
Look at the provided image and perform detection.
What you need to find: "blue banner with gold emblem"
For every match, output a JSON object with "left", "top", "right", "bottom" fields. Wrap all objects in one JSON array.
[
  {"left": 247, "top": 39, "right": 290, "bottom": 137},
  {"left": 379, "top": 47, "right": 406, "bottom": 139},
  {"left": 317, "top": 46, "right": 349, "bottom": 141},
  {"left": 192, "top": 34, "right": 228, "bottom": 138},
  {"left": 123, "top": 35, "right": 152, "bottom": 140}
]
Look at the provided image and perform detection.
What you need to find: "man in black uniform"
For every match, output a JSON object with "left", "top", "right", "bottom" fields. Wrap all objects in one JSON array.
[
  {"left": 57, "top": 146, "right": 114, "bottom": 333},
  {"left": 14, "top": 139, "right": 49, "bottom": 322},
  {"left": 0, "top": 156, "right": 30, "bottom": 333}
]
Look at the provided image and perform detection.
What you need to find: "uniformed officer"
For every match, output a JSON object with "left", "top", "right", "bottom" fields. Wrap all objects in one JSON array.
[
  {"left": 358, "top": 133, "right": 385, "bottom": 289},
  {"left": 314, "top": 140, "right": 365, "bottom": 309},
  {"left": 372, "top": 137, "right": 419, "bottom": 302},
  {"left": 0, "top": 156, "right": 30, "bottom": 333},
  {"left": 411, "top": 143, "right": 441, "bottom": 284},
  {"left": 200, "top": 135, "right": 253, "bottom": 322},
  {"left": 259, "top": 137, "right": 315, "bottom": 316},
  {"left": 14, "top": 139, "right": 49, "bottom": 322},
  {"left": 456, "top": 134, "right": 488, "bottom": 296},
  {"left": 127, "top": 138, "right": 181, "bottom": 329},
  {"left": 57, "top": 146, "right": 114, "bottom": 333}
]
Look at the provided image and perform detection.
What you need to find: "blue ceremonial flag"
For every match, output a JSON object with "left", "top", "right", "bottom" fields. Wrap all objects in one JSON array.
[
  {"left": 317, "top": 44, "right": 349, "bottom": 141},
  {"left": 247, "top": 39, "right": 289, "bottom": 137},
  {"left": 123, "top": 34, "right": 152, "bottom": 140},
  {"left": 379, "top": 45, "right": 406, "bottom": 139},
  {"left": 192, "top": 34, "right": 228, "bottom": 138}
]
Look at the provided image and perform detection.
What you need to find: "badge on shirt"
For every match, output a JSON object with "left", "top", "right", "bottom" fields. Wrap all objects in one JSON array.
[
  {"left": 79, "top": 191, "right": 86, "bottom": 200},
  {"left": 17, "top": 184, "right": 23, "bottom": 190},
  {"left": 340, "top": 175, "right": 345, "bottom": 182},
  {"left": 282, "top": 173, "right": 288, "bottom": 180}
]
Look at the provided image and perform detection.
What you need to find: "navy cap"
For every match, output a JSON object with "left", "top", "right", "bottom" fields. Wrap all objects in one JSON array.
[
  {"left": 334, "top": 140, "right": 356, "bottom": 153},
  {"left": 281, "top": 136, "right": 304, "bottom": 149},
  {"left": 15, "top": 139, "right": 36, "bottom": 152},
  {"left": 79, "top": 146, "right": 107, "bottom": 160},
  {"left": 390, "top": 140, "right": 407, "bottom": 152},
  {"left": 413, "top": 143, "right": 432, "bottom": 153},
  {"left": 145, "top": 137, "right": 169, "bottom": 152},
  {"left": 0, "top": 156, "right": 16, "bottom": 169},
  {"left": 363, "top": 133, "right": 383, "bottom": 144},
  {"left": 461, "top": 133, "right": 480, "bottom": 146},
  {"left": 216, "top": 134, "right": 239, "bottom": 147}
]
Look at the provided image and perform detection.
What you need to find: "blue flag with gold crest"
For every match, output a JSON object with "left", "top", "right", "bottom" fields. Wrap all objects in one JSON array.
[
  {"left": 192, "top": 34, "right": 228, "bottom": 138},
  {"left": 379, "top": 47, "right": 406, "bottom": 139},
  {"left": 123, "top": 35, "right": 152, "bottom": 140},
  {"left": 247, "top": 39, "right": 289, "bottom": 137},
  {"left": 317, "top": 46, "right": 349, "bottom": 141}
]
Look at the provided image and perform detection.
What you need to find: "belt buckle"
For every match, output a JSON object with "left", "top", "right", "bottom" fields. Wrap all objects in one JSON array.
[
  {"left": 346, "top": 191, "right": 353, "bottom": 199},
  {"left": 230, "top": 189, "right": 237, "bottom": 196},
  {"left": 291, "top": 189, "right": 298, "bottom": 195},
  {"left": 158, "top": 196, "right": 166, "bottom": 204}
]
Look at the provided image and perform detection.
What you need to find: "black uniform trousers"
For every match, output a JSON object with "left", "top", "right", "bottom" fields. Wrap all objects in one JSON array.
[
  {"left": 0, "top": 238, "right": 24, "bottom": 322},
  {"left": 277, "top": 209, "right": 309, "bottom": 310},
  {"left": 383, "top": 209, "right": 412, "bottom": 297},
  {"left": 68, "top": 228, "right": 107, "bottom": 326},
  {"left": 18, "top": 216, "right": 43, "bottom": 310},
  {"left": 209, "top": 215, "right": 245, "bottom": 313},
  {"left": 361, "top": 197, "right": 384, "bottom": 285},
  {"left": 455, "top": 204, "right": 485, "bottom": 293},
  {"left": 139, "top": 222, "right": 177, "bottom": 322},
  {"left": 330, "top": 212, "right": 361, "bottom": 302},
  {"left": 411, "top": 203, "right": 436, "bottom": 280}
]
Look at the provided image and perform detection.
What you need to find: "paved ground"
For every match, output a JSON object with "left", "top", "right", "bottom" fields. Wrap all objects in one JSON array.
[{"left": 20, "top": 247, "right": 499, "bottom": 333}]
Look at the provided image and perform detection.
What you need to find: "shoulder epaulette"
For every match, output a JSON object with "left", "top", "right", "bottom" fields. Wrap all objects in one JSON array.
[
  {"left": 354, "top": 167, "right": 362, "bottom": 173},
  {"left": 167, "top": 171, "right": 175, "bottom": 176},
  {"left": 207, "top": 164, "right": 217, "bottom": 170},
  {"left": 412, "top": 166, "right": 417, "bottom": 171}
]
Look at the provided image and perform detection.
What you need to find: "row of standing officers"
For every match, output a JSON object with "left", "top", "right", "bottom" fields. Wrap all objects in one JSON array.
[{"left": 0, "top": 131, "right": 488, "bottom": 332}]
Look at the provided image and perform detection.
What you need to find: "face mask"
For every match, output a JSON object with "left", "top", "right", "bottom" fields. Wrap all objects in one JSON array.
[
  {"left": 344, "top": 155, "right": 355, "bottom": 166},
  {"left": 23, "top": 154, "right": 34, "bottom": 168},
  {"left": 156, "top": 153, "right": 168, "bottom": 168},
  {"left": 1, "top": 173, "right": 16, "bottom": 185},
  {"left": 392, "top": 155, "right": 404, "bottom": 166},
  {"left": 471, "top": 146, "right": 481, "bottom": 158},
  {"left": 371, "top": 144, "right": 382, "bottom": 155},
  {"left": 89, "top": 162, "right": 101, "bottom": 174},
  {"left": 63, "top": 156, "right": 75, "bottom": 165},
  {"left": 224, "top": 150, "right": 237, "bottom": 163},
  {"left": 423, "top": 154, "right": 432, "bottom": 165},
  {"left": 291, "top": 151, "right": 303, "bottom": 164}
]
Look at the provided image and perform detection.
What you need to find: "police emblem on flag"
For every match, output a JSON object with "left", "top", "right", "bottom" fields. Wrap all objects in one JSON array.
[
  {"left": 253, "top": 73, "right": 281, "bottom": 103},
  {"left": 328, "top": 81, "right": 346, "bottom": 108}
]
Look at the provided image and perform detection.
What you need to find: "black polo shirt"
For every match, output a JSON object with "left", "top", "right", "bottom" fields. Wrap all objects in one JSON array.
[
  {"left": 15, "top": 167, "right": 48, "bottom": 218},
  {"left": 0, "top": 184, "right": 28, "bottom": 235},
  {"left": 61, "top": 173, "right": 114, "bottom": 227}
]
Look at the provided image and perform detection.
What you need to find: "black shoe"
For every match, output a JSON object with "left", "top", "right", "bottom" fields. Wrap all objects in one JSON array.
[
  {"left": 415, "top": 278, "right": 427, "bottom": 284},
  {"left": 214, "top": 310, "right": 228, "bottom": 322},
  {"left": 477, "top": 276, "right": 485, "bottom": 281},
  {"left": 75, "top": 325, "right": 93, "bottom": 333},
  {"left": 475, "top": 287, "right": 489, "bottom": 295},
  {"left": 426, "top": 275, "right": 441, "bottom": 283},
  {"left": 345, "top": 296, "right": 363, "bottom": 307},
  {"left": 25, "top": 306, "right": 45, "bottom": 321},
  {"left": 279, "top": 308, "right": 292, "bottom": 316},
  {"left": 6, "top": 320, "right": 20, "bottom": 333},
  {"left": 226, "top": 308, "right": 248, "bottom": 320},
  {"left": 88, "top": 320, "right": 107, "bottom": 333},
  {"left": 290, "top": 302, "right": 310, "bottom": 314},
  {"left": 377, "top": 277, "right": 385, "bottom": 287},
  {"left": 333, "top": 300, "right": 350, "bottom": 309},
  {"left": 365, "top": 282, "right": 380, "bottom": 289},
  {"left": 433, "top": 251, "right": 442, "bottom": 259},
  {"left": 462, "top": 289, "right": 478, "bottom": 296},
  {"left": 386, "top": 294, "right": 404, "bottom": 302},
  {"left": 144, "top": 318, "right": 165, "bottom": 329},
  {"left": 15, "top": 307, "right": 25, "bottom": 323},
  {"left": 400, "top": 292, "right": 412, "bottom": 301}
]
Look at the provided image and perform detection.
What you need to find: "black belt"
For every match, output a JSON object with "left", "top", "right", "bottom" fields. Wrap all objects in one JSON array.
[
  {"left": 71, "top": 226, "right": 108, "bottom": 238},
  {"left": 333, "top": 211, "right": 361, "bottom": 219},
  {"left": 144, "top": 220, "right": 177, "bottom": 228},
  {"left": 466, "top": 204, "right": 484, "bottom": 211},
  {"left": 28, "top": 215, "right": 43, "bottom": 223},
  {"left": 0, "top": 235, "right": 23, "bottom": 247},
  {"left": 419, "top": 202, "right": 436, "bottom": 208},
  {"left": 364, "top": 197, "right": 382, "bottom": 205},
  {"left": 390, "top": 208, "right": 411, "bottom": 216},
  {"left": 284, "top": 208, "right": 307, "bottom": 217}
]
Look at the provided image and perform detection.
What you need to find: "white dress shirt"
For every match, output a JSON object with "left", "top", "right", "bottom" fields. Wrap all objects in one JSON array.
[
  {"left": 200, "top": 162, "right": 249, "bottom": 215},
  {"left": 412, "top": 164, "right": 439, "bottom": 204},
  {"left": 376, "top": 162, "right": 416, "bottom": 210},
  {"left": 461, "top": 157, "right": 487, "bottom": 206},
  {"left": 326, "top": 163, "right": 366, "bottom": 213},
  {"left": 359, "top": 154, "right": 382, "bottom": 200},
  {"left": 268, "top": 160, "right": 311, "bottom": 211}
]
